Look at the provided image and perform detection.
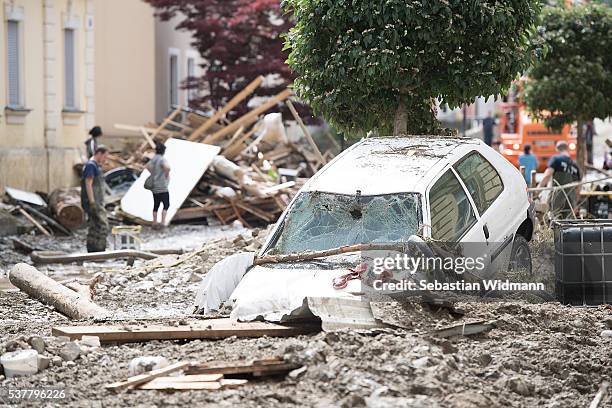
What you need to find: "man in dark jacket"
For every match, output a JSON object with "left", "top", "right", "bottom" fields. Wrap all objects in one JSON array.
[{"left": 81, "top": 146, "right": 109, "bottom": 252}]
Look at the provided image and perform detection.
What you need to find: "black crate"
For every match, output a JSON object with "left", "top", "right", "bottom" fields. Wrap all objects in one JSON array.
[{"left": 553, "top": 219, "right": 612, "bottom": 306}]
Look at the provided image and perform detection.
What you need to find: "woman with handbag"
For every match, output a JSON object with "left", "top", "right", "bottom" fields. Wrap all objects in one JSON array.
[{"left": 145, "top": 141, "right": 171, "bottom": 228}]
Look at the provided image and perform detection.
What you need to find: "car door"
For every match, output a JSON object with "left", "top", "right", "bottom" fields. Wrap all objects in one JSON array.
[
  {"left": 453, "top": 151, "right": 513, "bottom": 275},
  {"left": 426, "top": 167, "right": 490, "bottom": 278}
]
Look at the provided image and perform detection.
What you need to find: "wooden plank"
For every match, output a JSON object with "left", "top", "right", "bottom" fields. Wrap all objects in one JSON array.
[
  {"left": 18, "top": 208, "right": 51, "bottom": 236},
  {"left": 146, "top": 374, "right": 223, "bottom": 383},
  {"left": 223, "top": 127, "right": 259, "bottom": 160},
  {"left": 234, "top": 201, "right": 275, "bottom": 222},
  {"left": 204, "top": 89, "right": 292, "bottom": 144},
  {"left": 52, "top": 318, "right": 320, "bottom": 344},
  {"left": 187, "top": 358, "right": 300, "bottom": 377},
  {"left": 139, "top": 379, "right": 247, "bottom": 391},
  {"left": 286, "top": 100, "right": 326, "bottom": 165},
  {"left": 106, "top": 361, "right": 190, "bottom": 390},
  {"left": 261, "top": 181, "right": 296, "bottom": 195},
  {"left": 139, "top": 127, "right": 156, "bottom": 149},
  {"left": 189, "top": 76, "right": 264, "bottom": 141}
]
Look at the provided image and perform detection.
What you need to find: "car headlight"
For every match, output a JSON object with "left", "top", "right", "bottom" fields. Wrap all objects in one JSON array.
[
  {"left": 513, "top": 143, "right": 520, "bottom": 150},
  {"left": 569, "top": 142, "right": 576, "bottom": 150}
]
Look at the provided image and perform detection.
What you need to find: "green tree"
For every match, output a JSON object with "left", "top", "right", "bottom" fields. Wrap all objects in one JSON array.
[
  {"left": 283, "top": 0, "right": 541, "bottom": 137},
  {"left": 525, "top": 4, "right": 612, "bottom": 172}
]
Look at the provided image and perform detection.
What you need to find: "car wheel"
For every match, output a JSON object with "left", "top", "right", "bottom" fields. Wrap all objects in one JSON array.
[{"left": 508, "top": 235, "right": 532, "bottom": 274}]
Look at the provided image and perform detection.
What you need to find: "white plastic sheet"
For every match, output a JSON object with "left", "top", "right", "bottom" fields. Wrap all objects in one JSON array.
[{"left": 194, "top": 252, "right": 255, "bottom": 314}]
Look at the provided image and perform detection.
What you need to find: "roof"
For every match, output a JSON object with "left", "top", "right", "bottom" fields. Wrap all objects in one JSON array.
[{"left": 304, "top": 136, "right": 482, "bottom": 195}]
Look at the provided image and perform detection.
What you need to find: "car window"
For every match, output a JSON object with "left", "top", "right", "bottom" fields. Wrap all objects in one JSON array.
[
  {"left": 429, "top": 169, "right": 477, "bottom": 241},
  {"left": 267, "top": 192, "right": 422, "bottom": 254},
  {"left": 454, "top": 151, "right": 504, "bottom": 215}
]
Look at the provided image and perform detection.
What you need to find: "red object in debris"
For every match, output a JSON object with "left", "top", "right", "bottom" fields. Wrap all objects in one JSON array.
[{"left": 332, "top": 263, "right": 369, "bottom": 289}]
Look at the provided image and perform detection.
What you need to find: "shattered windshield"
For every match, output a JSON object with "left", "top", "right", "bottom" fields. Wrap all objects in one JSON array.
[{"left": 267, "top": 192, "right": 422, "bottom": 255}]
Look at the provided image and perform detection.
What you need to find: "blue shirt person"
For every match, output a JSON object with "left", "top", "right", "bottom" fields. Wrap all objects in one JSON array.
[{"left": 518, "top": 145, "right": 538, "bottom": 186}]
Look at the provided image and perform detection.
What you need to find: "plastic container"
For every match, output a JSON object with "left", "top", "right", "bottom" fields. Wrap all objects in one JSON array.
[
  {"left": 554, "top": 219, "right": 612, "bottom": 306},
  {"left": 1, "top": 349, "right": 39, "bottom": 378}
]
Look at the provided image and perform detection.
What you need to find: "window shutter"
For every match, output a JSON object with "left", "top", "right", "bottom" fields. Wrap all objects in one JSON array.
[
  {"left": 64, "top": 29, "right": 76, "bottom": 109},
  {"left": 7, "top": 21, "right": 20, "bottom": 107},
  {"left": 187, "top": 58, "right": 195, "bottom": 102},
  {"left": 170, "top": 55, "right": 178, "bottom": 107}
]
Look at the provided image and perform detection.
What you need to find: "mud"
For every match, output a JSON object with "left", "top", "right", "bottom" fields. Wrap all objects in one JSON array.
[{"left": 1, "top": 228, "right": 611, "bottom": 407}]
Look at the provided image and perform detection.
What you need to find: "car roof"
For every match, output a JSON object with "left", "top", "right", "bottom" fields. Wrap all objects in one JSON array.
[{"left": 303, "top": 136, "right": 483, "bottom": 195}]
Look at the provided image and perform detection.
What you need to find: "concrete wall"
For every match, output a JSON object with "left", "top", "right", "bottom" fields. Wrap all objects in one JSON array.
[
  {"left": 0, "top": 0, "right": 91, "bottom": 193},
  {"left": 154, "top": 14, "right": 204, "bottom": 122},
  {"left": 94, "top": 0, "right": 156, "bottom": 138}
]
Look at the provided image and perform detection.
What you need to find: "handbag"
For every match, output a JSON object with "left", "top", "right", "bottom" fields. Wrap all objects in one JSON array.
[{"left": 144, "top": 175, "right": 154, "bottom": 191}]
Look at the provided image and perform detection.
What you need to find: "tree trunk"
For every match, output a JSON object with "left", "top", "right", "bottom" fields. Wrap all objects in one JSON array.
[
  {"left": 9, "top": 263, "right": 109, "bottom": 320},
  {"left": 48, "top": 188, "right": 84, "bottom": 230},
  {"left": 576, "top": 120, "right": 586, "bottom": 177},
  {"left": 393, "top": 98, "right": 408, "bottom": 136}
]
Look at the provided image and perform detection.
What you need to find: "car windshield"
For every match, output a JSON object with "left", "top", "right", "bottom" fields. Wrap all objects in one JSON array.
[{"left": 266, "top": 191, "right": 422, "bottom": 255}]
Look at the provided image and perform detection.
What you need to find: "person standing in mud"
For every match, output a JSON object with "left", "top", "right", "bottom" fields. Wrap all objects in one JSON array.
[
  {"left": 538, "top": 141, "right": 581, "bottom": 219},
  {"left": 147, "top": 141, "right": 171, "bottom": 228},
  {"left": 81, "top": 146, "right": 109, "bottom": 252}
]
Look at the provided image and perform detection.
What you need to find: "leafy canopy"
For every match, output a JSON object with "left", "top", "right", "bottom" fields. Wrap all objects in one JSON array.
[
  {"left": 525, "top": 4, "right": 612, "bottom": 129},
  {"left": 284, "top": 0, "right": 542, "bottom": 136}
]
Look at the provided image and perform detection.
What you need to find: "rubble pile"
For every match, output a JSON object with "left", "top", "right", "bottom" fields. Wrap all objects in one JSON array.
[{"left": 104, "top": 80, "right": 334, "bottom": 227}]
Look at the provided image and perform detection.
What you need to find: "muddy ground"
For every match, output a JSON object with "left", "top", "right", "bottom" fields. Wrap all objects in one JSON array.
[{"left": 0, "top": 226, "right": 611, "bottom": 407}]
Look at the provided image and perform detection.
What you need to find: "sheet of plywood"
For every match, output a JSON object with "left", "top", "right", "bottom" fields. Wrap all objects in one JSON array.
[
  {"left": 52, "top": 318, "right": 320, "bottom": 343},
  {"left": 120, "top": 138, "right": 220, "bottom": 225}
]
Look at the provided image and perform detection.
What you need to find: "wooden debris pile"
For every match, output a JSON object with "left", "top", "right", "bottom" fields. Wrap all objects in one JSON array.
[
  {"left": 106, "top": 357, "right": 302, "bottom": 392},
  {"left": 109, "top": 76, "right": 338, "bottom": 226}
]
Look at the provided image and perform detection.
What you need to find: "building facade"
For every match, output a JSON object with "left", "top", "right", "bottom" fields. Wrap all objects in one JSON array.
[
  {"left": 95, "top": 0, "right": 203, "bottom": 138},
  {"left": 0, "top": 0, "right": 203, "bottom": 193},
  {"left": 1, "top": 0, "right": 94, "bottom": 192}
]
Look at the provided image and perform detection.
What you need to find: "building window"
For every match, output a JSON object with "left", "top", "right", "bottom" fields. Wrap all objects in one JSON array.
[
  {"left": 64, "top": 28, "right": 77, "bottom": 109},
  {"left": 169, "top": 54, "right": 179, "bottom": 108},
  {"left": 186, "top": 57, "right": 195, "bottom": 103},
  {"left": 7, "top": 20, "right": 22, "bottom": 107}
]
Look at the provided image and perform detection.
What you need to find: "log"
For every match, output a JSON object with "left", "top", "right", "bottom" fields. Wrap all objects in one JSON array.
[
  {"left": 48, "top": 188, "right": 85, "bottom": 230},
  {"left": 9, "top": 263, "right": 109, "bottom": 320}
]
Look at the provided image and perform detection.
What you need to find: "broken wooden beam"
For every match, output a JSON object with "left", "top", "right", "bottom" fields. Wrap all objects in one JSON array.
[
  {"left": 52, "top": 318, "right": 320, "bottom": 343},
  {"left": 188, "top": 76, "right": 264, "bottom": 141},
  {"left": 30, "top": 249, "right": 161, "bottom": 264},
  {"left": 18, "top": 207, "right": 51, "bottom": 236},
  {"left": 187, "top": 357, "right": 301, "bottom": 377},
  {"left": 204, "top": 89, "right": 292, "bottom": 144},
  {"left": 9, "top": 263, "right": 109, "bottom": 320},
  {"left": 106, "top": 361, "right": 191, "bottom": 391}
]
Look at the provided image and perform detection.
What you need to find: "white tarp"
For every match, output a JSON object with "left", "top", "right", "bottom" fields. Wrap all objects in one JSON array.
[
  {"left": 194, "top": 252, "right": 255, "bottom": 314},
  {"left": 120, "top": 138, "right": 220, "bottom": 225},
  {"left": 229, "top": 265, "right": 361, "bottom": 322}
]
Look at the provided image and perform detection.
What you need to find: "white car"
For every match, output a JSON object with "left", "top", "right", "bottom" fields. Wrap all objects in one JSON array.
[{"left": 229, "top": 136, "right": 535, "bottom": 321}]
